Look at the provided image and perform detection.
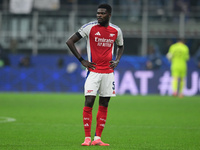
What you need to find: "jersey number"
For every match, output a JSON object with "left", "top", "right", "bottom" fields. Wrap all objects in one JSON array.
[{"left": 112, "top": 82, "right": 115, "bottom": 90}]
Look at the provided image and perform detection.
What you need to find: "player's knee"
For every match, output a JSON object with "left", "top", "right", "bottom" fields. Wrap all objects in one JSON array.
[
  {"left": 85, "top": 96, "right": 95, "bottom": 107},
  {"left": 99, "top": 98, "right": 110, "bottom": 107}
]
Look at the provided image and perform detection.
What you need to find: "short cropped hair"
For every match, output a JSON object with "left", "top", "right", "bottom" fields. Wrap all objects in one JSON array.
[{"left": 98, "top": 4, "right": 112, "bottom": 14}]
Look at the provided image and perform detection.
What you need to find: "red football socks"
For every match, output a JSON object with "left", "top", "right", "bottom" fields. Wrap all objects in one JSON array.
[
  {"left": 83, "top": 106, "right": 93, "bottom": 137},
  {"left": 95, "top": 106, "right": 108, "bottom": 137}
]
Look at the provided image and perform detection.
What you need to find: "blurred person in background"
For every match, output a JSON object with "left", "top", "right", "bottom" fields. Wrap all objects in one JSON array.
[
  {"left": 193, "top": 44, "right": 200, "bottom": 69},
  {"left": 146, "top": 44, "right": 162, "bottom": 70},
  {"left": 119, "top": 0, "right": 141, "bottom": 22},
  {"left": 66, "top": 4, "right": 124, "bottom": 146},
  {"left": 57, "top": 57, "right": 64, "bottom": 68},
  {"left": 173, "top": 0, "right": 190, "bottom": 21},
  {"left": 0, "top": 44, "right": 10, "bottom": 67},
  {"left": 18, "top": 55, "right": 31, "bottom": 67},
  {"left": 166, "top": 39, "right": 190, "bottom": 98}
]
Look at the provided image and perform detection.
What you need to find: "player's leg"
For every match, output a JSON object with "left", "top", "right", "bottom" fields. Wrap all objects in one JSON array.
[
  {"left": 171, "top": 68, "right": 179, "bottom": 96},
  {"left": 179, "top": 69, "right": 187, "bottom": 98},
  {"left": 95, "top": 97, "right": 110, "bottom": 137},
  {"left": 82, "top": 72, "right": 100, "bottom": 146},
  {"left": 91, "top": 97, "right": 110, "bottom": 146},
  {"left": 179, "top": 77, "right": 185, "bottom": 98},
  {"left": 172, "top": 77, "right": 178, "bottom": 96},
  {"left": 82, "top": 96, "right": 95, "bottom": 146},
  {"left": 92, "top": 73, "right": 115, "bottom": 146}
]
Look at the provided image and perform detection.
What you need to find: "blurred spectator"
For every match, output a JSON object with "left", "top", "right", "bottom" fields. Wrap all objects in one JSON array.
[
  {"left": 119, "top": 0, "right": 141, "bottom": 22},
  {"left": 174, "top": 0, "right": 190, "bottom": 14},
  {"left": 190, "top": 0, "right": 200, "bottom": 21},
  {"left": 148, "top": 0, "right": 173, "bottom": 21},
  {"left": 19, "top": 55, "right": 31, "bottom": 67},
  {"left": 173, "top": 0, "right": 190, "bottom": 21},
  {"left": 0, "top": 44, "right": 10, "bottom": 67},
  {"left": 193, "top": 46, "right": 200, "bottom": 69},
  {"left": 146, "top": 44, "right": 162, "bottom": 70},
  {"left": 148, "top": 0, "right": 164, "bottom": 20},
  {"left": 57, "top": 57, "right": 64, "bottom": 68}
]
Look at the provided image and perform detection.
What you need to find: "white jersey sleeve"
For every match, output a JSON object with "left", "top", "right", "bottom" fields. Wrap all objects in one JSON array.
[
  {"left": 115, "top": 28, "right": 124, "bottom": 46},
  {"left": 78, "top": 21, "right": 97, "bottom": 38}
]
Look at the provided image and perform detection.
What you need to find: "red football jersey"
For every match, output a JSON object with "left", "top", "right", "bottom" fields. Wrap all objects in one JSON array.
[{"left": 78, "top": 21, "right": 124, "bottom": 73}]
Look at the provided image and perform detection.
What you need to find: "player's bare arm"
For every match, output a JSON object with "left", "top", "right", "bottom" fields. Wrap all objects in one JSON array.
[
  {"left": 110, "top": 45, "right": 124, "bottom": 69},
  {"left": 66, "top": 33, "right": 96, "bottom": 70}
]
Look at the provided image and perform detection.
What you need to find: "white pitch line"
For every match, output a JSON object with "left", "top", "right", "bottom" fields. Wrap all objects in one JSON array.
[{"left": 0, "top": 117, "right": 16, "bottom": 123}]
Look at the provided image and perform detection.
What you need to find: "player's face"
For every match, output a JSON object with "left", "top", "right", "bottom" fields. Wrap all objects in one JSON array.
[{"left": 97, "top": 8, "right": 110, "bottom": 26}]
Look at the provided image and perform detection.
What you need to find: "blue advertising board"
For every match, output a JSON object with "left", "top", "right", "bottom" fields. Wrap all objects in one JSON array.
[{"left": 0, "top": 55, "right": 200, "bottom": 95}]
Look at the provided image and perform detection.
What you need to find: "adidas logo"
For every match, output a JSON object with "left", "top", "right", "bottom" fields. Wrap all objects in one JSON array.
[
  {"left": 84, "top": 123, "right": 89, "bottom": 127},
  {"left": 95, "top": 31, "right": 101, "bottom": 36},
  {"left": 100, "top": 124, "right": 105, "bottom": 127}
]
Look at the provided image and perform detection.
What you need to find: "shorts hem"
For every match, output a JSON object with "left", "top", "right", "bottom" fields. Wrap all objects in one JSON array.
[
  {"left": 99, "top": 95, "right": 116, "bottom": 97},
  {"left": 85, "top": 94, "right": 97, "bottom": 96}
]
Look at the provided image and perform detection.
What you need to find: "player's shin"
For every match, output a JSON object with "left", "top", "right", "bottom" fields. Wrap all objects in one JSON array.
[
  {"left": 83, "top": 106, "right": 93, "bottom": 137},
  {"left": 172, "top": 77, "right": 178, "bottom": 95},
  {"left": 179, "top": 78, "right": 185, "bottom": 97},
  {"left": 95, "top": 106, "right": 108, "bottom": 138}
]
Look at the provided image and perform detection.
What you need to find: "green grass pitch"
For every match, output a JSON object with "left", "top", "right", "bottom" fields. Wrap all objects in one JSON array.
[{"left": 0, "top": 93, "right": 200, "bottom": 150}]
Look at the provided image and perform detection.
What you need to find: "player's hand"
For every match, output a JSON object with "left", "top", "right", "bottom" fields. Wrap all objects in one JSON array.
[
  {"left": 81, "top": 60, "right": 96, "bottom": 70},
  {"left": 109, "top": 60, "right": 119, "bottom": 69}
]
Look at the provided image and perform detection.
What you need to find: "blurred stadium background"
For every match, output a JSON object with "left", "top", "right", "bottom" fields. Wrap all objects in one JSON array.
[{"left": 0, "top": 0, "right": 200, "bottom": 95}]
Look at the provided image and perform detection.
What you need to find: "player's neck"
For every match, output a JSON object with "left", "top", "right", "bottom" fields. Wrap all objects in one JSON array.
[{"left": 99, "top": 22, "right": 109, "bottom": 27}]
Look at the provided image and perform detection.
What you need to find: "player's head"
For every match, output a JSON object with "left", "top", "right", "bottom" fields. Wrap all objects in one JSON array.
[{"left": 97, "top": 4, "right": 112, "bottom": 26}]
